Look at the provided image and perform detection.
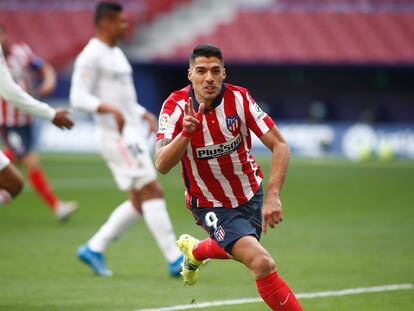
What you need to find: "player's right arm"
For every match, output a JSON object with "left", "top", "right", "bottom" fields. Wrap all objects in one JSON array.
[
  {"left": 155, "top": 97, "right": 204, "bottom": 174},
  {"left": 155, "top": 136, "right": 190, "bottom": 174},
  {"left": 0, "top": 49, "right": 73, "bottom": 129},
  {"left": 69, "top": 53, "right": 124, "bottom": 133}
]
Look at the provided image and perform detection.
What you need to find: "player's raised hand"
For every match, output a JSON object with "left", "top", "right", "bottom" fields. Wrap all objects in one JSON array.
[
  {"left": 262, "top": 194, "right": 283, "bottom": 234},
  {"left": 52, "top": 109, "right": 74, "bottom": 129},
  {"left": 183, "top": 97, "right": 204, "bottom": 137}
]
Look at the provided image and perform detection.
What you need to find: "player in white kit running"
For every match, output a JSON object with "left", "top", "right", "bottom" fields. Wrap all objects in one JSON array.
[
  {"left": 70, "top": 1, "right": 182, "bottom": 277},
  {"left": 0, "top": 43, "right": 74, "bottom": 216}
]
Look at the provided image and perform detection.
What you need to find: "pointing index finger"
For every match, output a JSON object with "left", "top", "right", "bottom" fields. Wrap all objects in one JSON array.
[{"left": 184, "top": 104, "right": 188, "bottom": 116}]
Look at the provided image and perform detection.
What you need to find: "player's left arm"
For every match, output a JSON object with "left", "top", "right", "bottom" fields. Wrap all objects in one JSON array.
[
  {"left": 29, "top": 48, "right": 56, "bottom": 97},
  {"left": 259, "top": 126, "right": 290, "bottom": 234},
  {"left": 36, "top": 61, "right": 57, "bottom": 97}
]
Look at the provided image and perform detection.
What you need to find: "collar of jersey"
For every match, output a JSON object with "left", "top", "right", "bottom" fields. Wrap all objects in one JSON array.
[{"left": 188, "top": 84, "right": 226, "bottom": 113}]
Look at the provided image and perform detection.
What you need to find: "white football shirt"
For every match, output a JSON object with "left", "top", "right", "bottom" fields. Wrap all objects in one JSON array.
[{"left": 70, "top": 38, "right": 146, "bottom": 139}]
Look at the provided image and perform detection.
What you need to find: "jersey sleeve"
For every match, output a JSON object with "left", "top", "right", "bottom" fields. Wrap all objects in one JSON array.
[
  {"left": 156, "top": 98, "right": 183, "bottom": 141},
  {"left": 0, "top": 47, "right": 55, "bottom": 120},
  {"left": 69, "top": 53, "right": 101, "bottom": 113},
  {"left": 244, "top": 90, "right": 275, "bottom": 137}
]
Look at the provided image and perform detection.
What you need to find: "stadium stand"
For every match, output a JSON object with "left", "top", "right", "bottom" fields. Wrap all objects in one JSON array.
[
  {"left": 3, "top": 0, "right": 412, "bottom": 65},
  {"left": 0, "top": 0, "right": 189, "bottom": 67},
  {"left": 152, "top": 0, "right": 414, "bottom": 64}
]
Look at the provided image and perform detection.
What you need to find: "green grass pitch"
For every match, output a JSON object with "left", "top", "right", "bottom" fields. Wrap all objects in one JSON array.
[{"left": 0, "top": 154, "right": 413, "bottom": 311}]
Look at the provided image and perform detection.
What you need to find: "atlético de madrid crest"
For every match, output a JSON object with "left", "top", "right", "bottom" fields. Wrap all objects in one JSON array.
[
  {"left": 214, "top": 226, "right": 226, "bottom": 242},
  {"left": 226, "top": 115, "right": 240, "bottom": 132}
]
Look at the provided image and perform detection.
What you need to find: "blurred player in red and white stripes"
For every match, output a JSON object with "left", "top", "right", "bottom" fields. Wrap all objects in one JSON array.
[
  {"left": 155, "top": 44, "right": 303, "bottom": 311},
  {"left": 0, "top": 25, "right": 78, "bottom": 221}
]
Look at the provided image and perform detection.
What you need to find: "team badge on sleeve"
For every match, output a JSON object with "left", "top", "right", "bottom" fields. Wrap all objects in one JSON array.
[
  {"left": 225, "top": 115, "right": 240, "bottom": 132},
  {"left": 214, "top": 226, "right": 226, "bottom": 242},
  {"left": 159, "top": 113, "right": 169, "bottom": 133}
]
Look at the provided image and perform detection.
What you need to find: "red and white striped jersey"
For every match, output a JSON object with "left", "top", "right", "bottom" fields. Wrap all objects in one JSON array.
[
  {"left": 156, "top": 83, "right": 275, "bottom": 209},
  {"left": 0, "top": 43, "right": 43, "bottom": 127}
]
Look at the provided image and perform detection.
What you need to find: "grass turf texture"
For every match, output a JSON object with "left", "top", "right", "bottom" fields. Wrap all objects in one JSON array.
[{"left": 0, "top": 154, "right": 413, "bottom": 311}]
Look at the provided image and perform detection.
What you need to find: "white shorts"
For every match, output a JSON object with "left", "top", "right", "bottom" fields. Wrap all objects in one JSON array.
[
  {"left": 0, "top": 150, "right": 11, "bottom": 171},
  {"left": 98, "top": 136, "right": 157, "bottom": 191}
]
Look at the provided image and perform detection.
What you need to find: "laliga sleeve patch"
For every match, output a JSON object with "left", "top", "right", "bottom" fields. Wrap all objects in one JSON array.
[
  {"left": 247, "top": 92, "right": 266, "bottom": 120},
  {"left": 253, "top": 103, "right": 266, "bottom": 120},
  {"left": 158, "top": 113, "right": 170, "bottom": 133}
]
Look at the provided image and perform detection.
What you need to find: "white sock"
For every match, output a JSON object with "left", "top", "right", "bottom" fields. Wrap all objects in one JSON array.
[
  {"left": 142, "top": 198, "right": 182, "bottom": 263},
  {"left": 0, "top": 189, "right": 12, "bottom": 207},
  {"left": 88, "top": 200, "right": 140, "bottom": 253}
]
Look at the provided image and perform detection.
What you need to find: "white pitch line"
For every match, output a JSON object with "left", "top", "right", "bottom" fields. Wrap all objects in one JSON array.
[{"left": 135, "top": 283, "right": 414, "bottom": 311}]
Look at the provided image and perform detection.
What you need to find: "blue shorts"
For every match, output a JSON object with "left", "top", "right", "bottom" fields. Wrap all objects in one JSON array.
[
  {"left": 0, "top": 124, "right": 34, "bottom": 158},
  {"left": 191, "top": 186, "right": 263, "bottom": 254}
]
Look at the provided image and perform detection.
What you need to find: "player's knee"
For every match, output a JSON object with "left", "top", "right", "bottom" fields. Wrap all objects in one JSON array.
[
  {"left": 250, "top": 253, "right": 275, "bottom": 279},
  {"left": 143, "top": 181, "right": 164, "bottom": 198}
]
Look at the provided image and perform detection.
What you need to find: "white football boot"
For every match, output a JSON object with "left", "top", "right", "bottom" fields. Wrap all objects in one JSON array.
[{"left": 55, "top": 201, "right": 78, "bottom": 222}]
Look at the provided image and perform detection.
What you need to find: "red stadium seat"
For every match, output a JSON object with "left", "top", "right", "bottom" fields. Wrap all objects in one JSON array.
[
  {"left": 164, "top": 5, "right": 414, "bottom": 64},
  {"left": 0, "top": 0, "right": 190, "bottom": 67}
]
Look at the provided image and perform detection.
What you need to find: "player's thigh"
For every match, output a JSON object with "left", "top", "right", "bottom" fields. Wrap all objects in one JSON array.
[
  {"left": 100, "top": 137, "right": 155, "bottom": 174},
  {"left": 128, "top": 176, "right": 159, "bottom": 210},
  {"left": 239, "top": 186, "right": 264, "bottom": 240},
  {"left": 128, "top": 141, "right": 158, "bottom": 193},
  {"left": 0, "top": 160, "right": 24, "bottom": 197},
  {"left": 99, "top": 138, "right": 136, "bottom": 169},
  {"left": 138, "top": 180, "right": 163, "bottom": 201},
  {"left": 2, "top": 125, "right": 34, "bottom": 160},
  {"left": 192, "top": 207, "right": 258, "bottom": 254},
  {"left": 0, "top": 150, "right": 11, "bottom": 172},
  {"left": 99, "top": 138, "right": 152, "bottom": 188}
]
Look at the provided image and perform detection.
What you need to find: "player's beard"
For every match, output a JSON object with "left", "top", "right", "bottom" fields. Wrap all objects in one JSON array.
[{"left": 202, "top": 85, "right": 220, "bottom": 102}]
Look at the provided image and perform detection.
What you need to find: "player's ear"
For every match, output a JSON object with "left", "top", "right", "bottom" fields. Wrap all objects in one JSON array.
[
  {"left": 188, "top": 68, "right": 193, "bottom": 82},
  {"left": 223, "top": 67, "right": 226, "bottom": 80}
]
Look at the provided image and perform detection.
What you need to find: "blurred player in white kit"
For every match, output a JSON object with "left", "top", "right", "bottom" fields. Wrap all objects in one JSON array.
[
  {"left": 70, "top": 1, "right": 182, "bottom": 277},
  {"left": 0, "top": 25, "right": 78, "bottom": 221},
  {"left": 0, "top": 42, "right": 74, "bottom": 212}
]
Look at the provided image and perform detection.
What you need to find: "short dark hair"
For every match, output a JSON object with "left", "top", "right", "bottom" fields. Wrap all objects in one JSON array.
[
  {"left": 94, "top": 1, "right": 123, "bottom": 26},
  {"left": 189, "top": 44, "right": 224, "bottom": 65}
]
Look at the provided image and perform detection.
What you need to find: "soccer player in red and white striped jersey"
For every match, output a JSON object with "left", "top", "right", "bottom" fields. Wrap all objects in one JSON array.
[
  {"left": 0, "top": 25, "right": 77, "bottom": 220},
  {"left": 155, "top": 44, "right": 303, "bottom": 310}
]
